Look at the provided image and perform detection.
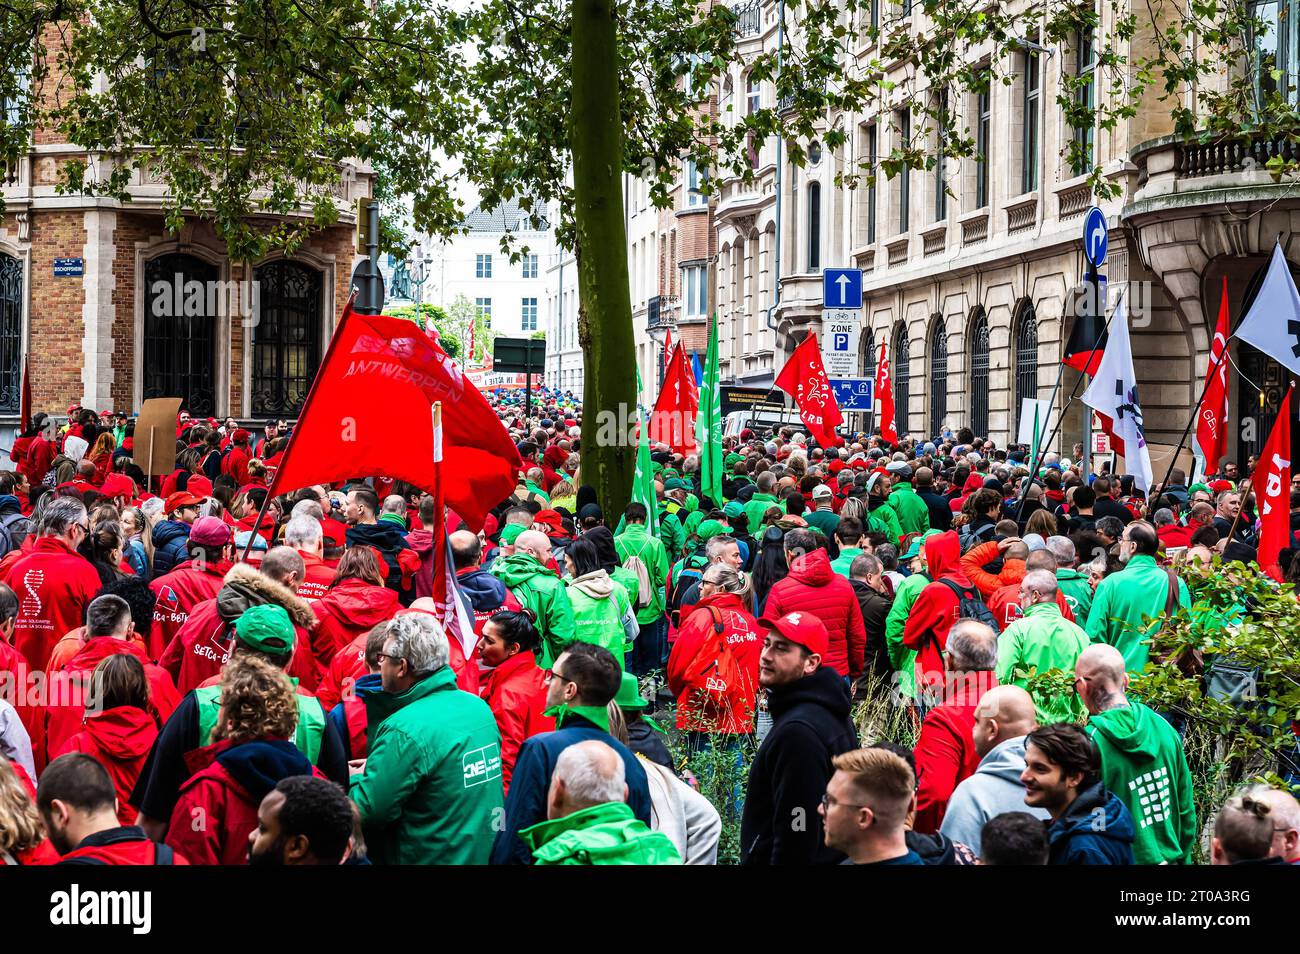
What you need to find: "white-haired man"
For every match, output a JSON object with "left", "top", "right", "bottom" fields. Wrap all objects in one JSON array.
[{"left": 283, "top": 514, "right": 333, "bottom": 601}]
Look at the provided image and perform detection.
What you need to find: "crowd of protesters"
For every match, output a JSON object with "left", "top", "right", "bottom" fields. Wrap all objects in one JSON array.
[{"left": 0, "top": 391, "right": 1297, "bottom": 867}]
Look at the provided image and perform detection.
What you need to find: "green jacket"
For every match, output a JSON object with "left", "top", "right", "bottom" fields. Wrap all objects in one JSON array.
[
  {"left": 743, "top": 493, "right": 781, "bottom": 536},
  {"left": 1086, "top": 701, "right": 1197, "bottom": 865},
  {"left": 830, "top": 546, "right": 865, "bottom": 579},
  {"left": 350, "top": 666, "right": 504, "bottom": 865},
  {"left": 566, "top": 569, "right": 635, "bottom": 667},
  {"left": 868, "top": 502, "right": 904, "bottom": 546},
  {"left": 682, "top": 508, "right": 704, "bottom": 541},
  {"left": 490, "top": 552, "right": 577, "bottom": 669},
  {"left": 658, "top": 506, "right": 685, "bottom": 561},
  {"left": 805, "top": 508, "right": 840, "bottom": 538},
  {"left": 1056, "top": 568, "right": 1094, "bottom": 621},
  {"left": 1085, "top": 554, "right": 1190, "bottom": 674},
  {"left": 885, "top": 572, "right": 928, "bottom": 700},
  {"left": 615, "top": 522, "right": 669, "bottom": 625},
  {"left": 520, "top": 801, "right": 682, "bottom": 865},
  {"left": 885, "top": 482, "right": 930, "bottom": 537},
  {"left": 995, "top": 601, "right": 1090, "bottom": 725},
  {"left": 195, "top": 682, "right": 326, "bottom": 765}
]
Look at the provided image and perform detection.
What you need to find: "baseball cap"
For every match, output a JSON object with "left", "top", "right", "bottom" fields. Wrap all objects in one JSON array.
[
  {"left": 100, "top": 473, "right": 135, "bottom": 499},
  {"left": 722, "top": 500, "right": 745, "bottom": 519},
  {"left": 186, "top": 475, "right": 213, "bottom": 499},
  {"left": 812, "top": 483, "right": 833, "bottom": 499},
  {"left": 190, "top": 516, "right": 233, "bottom": 547},
  {"left": 759, "top": 611, "right": 829, "bottom": 659},
  {"left": 165, "top": 491, "right": 202, "bottom": 514},
  {"left": 234, "top": 604, "right": 295, "bottom": 658}
]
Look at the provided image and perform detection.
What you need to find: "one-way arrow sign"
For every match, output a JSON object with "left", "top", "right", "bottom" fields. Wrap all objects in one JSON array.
[{"left": 822, "top": 268, "right": 863, "bottom": 310}]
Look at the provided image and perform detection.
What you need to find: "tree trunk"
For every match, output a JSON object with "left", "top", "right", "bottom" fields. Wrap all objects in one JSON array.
[{"left": 570, "top": 0, "right": 635, "bottom": 518}]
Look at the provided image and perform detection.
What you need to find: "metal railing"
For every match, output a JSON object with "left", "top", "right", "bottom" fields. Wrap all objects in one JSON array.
[
  {"left": 733, "top": 0, "right": 762, "bottom": 36},
  {"left": 648, "top": 295, "right": 678, "bottom": 330}
]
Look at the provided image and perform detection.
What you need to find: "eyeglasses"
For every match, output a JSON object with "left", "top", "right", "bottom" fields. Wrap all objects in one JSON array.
[
  {"left": 545, "top": 669, "right": 574, "bottom": 685},
  {"left": 820, "top": 793, "right": 869, "bottom": 812},
  {"left": 375, "top": 653, "right": 406, "bottom": 666}
]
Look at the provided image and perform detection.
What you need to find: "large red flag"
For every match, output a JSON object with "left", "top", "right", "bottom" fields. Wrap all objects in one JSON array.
[
  {"left": 775, "top": 334, "right": 844, "bottom": 447},
  {"left": 874, "top": 339, "right": 898, "bottom": 443},
  {"left": 267, "top": 299, "right": 521, "bottom": 531},
  {"left": 1195, "top": 277, "right": 1231, "bottom": 473},
  {"left": 1251, "top": 386, "right": 1292, "bottom": 582},
  {"left": 649, "top": 341, "right": 698, "bottom": 455}
]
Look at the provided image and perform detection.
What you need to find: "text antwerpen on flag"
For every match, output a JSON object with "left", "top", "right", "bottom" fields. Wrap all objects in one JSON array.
[
  {"left": 265, "top": 298, "right": 522, "bottom": 532},
  {"left": 774, "top": 333, "right": 844, "bottom": 448}
]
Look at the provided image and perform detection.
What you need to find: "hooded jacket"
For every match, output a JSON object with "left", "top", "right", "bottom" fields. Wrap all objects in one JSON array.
[
  {"left": 521, "top": 801, "right": 681, "bottom": 865},
  {"left": 346, "top": 522, "right": 421, "bottom": 598},
  {"left": 151, "top": 520, "right": 192, "bottom": 578},
  {"left": 763, "top": 549, "right": 867, "bottom": 679},
  {"left": 43, "top": 637, "right": 180, "bottom": 765},
  {"left": 457, "top": 566, "right": 522, "bottom": 637},
  {"left": 57, "top": 825, "right": 188, "bottom": 865},
  {"left": 1055, "top": 568, "right": 1094, "bottom": 621},
  {"left": 565, "top": 569, "right": 636, "bottom": 667},
  {"left": 479, "top": 651, "right": 554, "bottom": 792},
  {"left": 326, "top": 671, "right": 382, "bottom": 762},
  {"left": 743, "top": 492, "right": 781, "bottom": 540},
  {"left": 309, "top": 578, "right": 400, "bottom": 667},
  {"left": 166, "top": 737, "right": 317, "bottom": 865},
  {"left": 614, "top": 523, "right": 670, "bottom": 625},
  {"left": 666, "top": 591, "right": 762, "bottom": 734},
  {"left": 884, "top": 571, "right": 927, "bottom": 701},
  {"left": 57, "top": 706, "right": 160, "bottom": 825},
  {"left": 489, "top": 552, "right": 576, "bottom": 669},
  {"left": 404, "top": 526, "right": 436, "bottom": 599},
  {"left": 995, "top": 601, "right": 1090, "bottom": 724},
  {"left": 938, "top": 735, "right": 1049, "bottom": 855},
  {"left": 740, "top": 666, "right": 858, "bottom": 865},
  {"left": 960, "top": 540, "right": 1025, "bottom": 599},
  {"left": 1047, "top": 780, "right": 1136, "bottom": 864},
  {"left": 148, "top": 560, "right": 230, "bottom": 662},
  {"left": 886, "top": 481, "right": 931, "bottom": 536},
  {"left": 351, "top": 666, "right": 504, "bottom": 865},
  {"left": 912, "top": 669, "right": 995, "bottom": 833},
  {"left": 1085, "top": 554, "right": 1191, "bottom": 674},
  {"left": 157, "top": 563, "right": 319, "bottom": 694},
  {"left": 1086, "top": 701, "right": 1196, "bottom": 865},
  {"left": 4, "top": 536, "right": 102, "bottom": 670},
  {"left": 902, "top": 531, "right": 972, "bottom": 692}
]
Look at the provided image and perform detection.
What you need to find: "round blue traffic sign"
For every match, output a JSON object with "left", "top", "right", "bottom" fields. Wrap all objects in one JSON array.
[{"left": 1082, "top": 206, "right": 1107, "bottom": 269}]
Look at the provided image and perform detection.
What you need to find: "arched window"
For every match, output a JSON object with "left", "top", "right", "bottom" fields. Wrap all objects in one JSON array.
[
  {"left": 252, "top": 260, "right": 323, "bottom": 417},
  {"left": 143, "top": 253, "right": 218, "bottom": 416},
  {"left": 929, "top": 317, "right": 949, "bottom": 437},
  {"left": 893, "top": 324, "right": 910, "bottom": 437},
  {"left": 1015, "top": 302, "right": 1039, "bottom": 437},
  {"left": 0, "top": 254, "right": 21, "bottom": 413},
  {"left": 808, "top": 182, "right": 821, "bottom": 271},
  {"left": 969, "top": 308, "right": 990, "bottom": 437}
]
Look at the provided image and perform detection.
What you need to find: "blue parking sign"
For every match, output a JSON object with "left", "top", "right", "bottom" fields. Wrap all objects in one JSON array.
[
  {"left": 822, "top": 268, "right": 863, "bottom": 310},
  {"left": 833, "top": 333, "right": 849, "bottom": 351},
  {"left": 830, "top": 378, "right": 873, "bottom": 411}
]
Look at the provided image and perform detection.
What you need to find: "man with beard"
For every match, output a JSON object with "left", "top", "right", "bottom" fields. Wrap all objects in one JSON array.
[{"left": 248, "top": 775, "right": 356, "bottom": 866}]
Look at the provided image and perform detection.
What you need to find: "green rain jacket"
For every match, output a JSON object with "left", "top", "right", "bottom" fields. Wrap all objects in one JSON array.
[
  {"left": 830, "top": 546, "right": 866, "bottom": 579},
  {"left": 490, "top": 552, "right": 577, "bottom": 668},
  {"left": 520, "top": 801, "right": 682, "bottom": 865},
  {"left": 1055, "top": 568, "right": 1094, "bottom": 621},
  {"left": 743, "top": 493, "right": 781, "bottom": 536},
  {"left": 1085, "top": 554, "right": 1190, "bottom": 674},
  {"left": 885, "top": 482, "right": 931, "bottom": 537},
  {"left": 614, "top": 523, "right": 669, "bottom": 626},
  {"left": 350, "top": 666, "right": 504, "bottom": 865},
  {"left": 995, "top": 601, "right": 1091, "bottom": 725},
  {"left": 884, "top": 572, "right": 928, "bottom": 700}
]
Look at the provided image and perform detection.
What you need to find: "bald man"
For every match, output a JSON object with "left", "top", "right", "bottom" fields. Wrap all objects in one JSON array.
[
  {"left": 489, "top": 529, "right": 576, "bottom": 668},
  {"left": 995, "top": 569, "right": 1090, "bottom": 724},
  {"left": 1252, "top": 785, "right": 1300, "bottom": 864},
  {"left": 1076, "top": 645, "right": 1197, "bottom": 865},
  {"left": 939, "top": 686, "right": 1050, "bottom": 854}
]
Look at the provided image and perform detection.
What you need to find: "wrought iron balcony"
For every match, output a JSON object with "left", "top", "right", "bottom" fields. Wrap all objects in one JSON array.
[
  {"left": 733, "top": 0, "right": 762, "bottom": 37},
  {"left": 648, "top": 295, "right": 678, "bottom": 330}
]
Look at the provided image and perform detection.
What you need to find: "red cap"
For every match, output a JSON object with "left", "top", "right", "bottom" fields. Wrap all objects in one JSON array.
[
  {"left": 1208, "top": 479, "right": 1233, "bottom": 493},
  {"left": 759, "top": 611, "right": 829, "bottom": 659},
  {"left": 165, "top": 491, "right": 203, "bottom": 514},
  {"left": 187, "top": 475, "right": 213, "bottom": 498},
  {"left": 122, "top": 437, "right": 134, "bottom": 452},
  {"left": 100, "top": 473, "right": 135, "bottom": 499},
  {"left": 534, "top": 509, "right": 563, "bottom": 533},
  {"left": 828, "top": 460, "right": 845, "bottom": 474},
  {"left": 232, "top": 428, "right": 251, "bottom": 444}
]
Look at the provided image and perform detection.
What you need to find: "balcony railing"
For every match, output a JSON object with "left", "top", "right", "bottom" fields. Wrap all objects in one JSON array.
[
  {"left": 1179, "top": 133, "right": 1298, "bottom": 178},
  {"left": 648, "top": 295, "right": 678, "bottom": 330},
  {"left": 733, "top": 0, "right": 762, "bottom": 37}
]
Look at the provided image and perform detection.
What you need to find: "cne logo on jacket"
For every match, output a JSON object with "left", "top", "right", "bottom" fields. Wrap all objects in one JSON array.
[{"left": 462, "top": 743, "right": 502, "bottom": 788}]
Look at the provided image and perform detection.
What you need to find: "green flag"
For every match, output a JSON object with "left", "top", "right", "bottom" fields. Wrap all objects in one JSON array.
[
  {"left": 1032, "top": 402, "right": 1042, "bottom": 463},
  {"left": 695, "top": 312, "right": 724, "bottom": 506},
  {"left": 632, "top": 365, "right": 659, "bottom": 535}
]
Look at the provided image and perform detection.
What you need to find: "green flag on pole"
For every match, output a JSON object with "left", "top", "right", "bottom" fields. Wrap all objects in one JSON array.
[
  {"left": 1032, "top": 402, "right": 1042, "bottom": 465},
  {"left": 632, "top": 364, "right": 659, "bottom": 534},
  {"left": 695, "top": 312, "right": 724, "bottom": 506}
]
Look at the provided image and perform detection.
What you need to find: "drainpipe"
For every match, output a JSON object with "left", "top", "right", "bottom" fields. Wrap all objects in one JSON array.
[{"left": 763, "top": 0, "right": 785, "bottom": 346}]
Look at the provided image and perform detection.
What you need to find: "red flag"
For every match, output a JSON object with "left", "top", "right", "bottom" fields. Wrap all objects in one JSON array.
[
  {"left": 266, "top": 298, "right": 521, "bottom": 531},
  {"left": 874, "top": 340, "right": 898, "bottom": 443},
  {"left": 1250, "top": 386, "right": 1292, "bottom": 582},
  {"left": 649, "top": 341, "right": 698, "bottom": 455},
  {"left": 19, "top": 355, "right": 30, "bottom": 429},
  {"left": 1196, "top": 278, "right": 1231, "bottom": 473},
  {"left": 467, "top": 317, "right": 475, "bottom": 363},
  {"left": 775, "top": 334, "right": 844, "bottom": 447},
  {"left": 431, "top": 407, "right": 479, "bottom": 659},
  {"left": 663, "top": 326, "right": 673, "bottom": 365}
]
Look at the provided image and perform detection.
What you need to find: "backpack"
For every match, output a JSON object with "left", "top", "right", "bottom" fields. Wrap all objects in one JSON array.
[
  {"left": 937, "top": 578, "right": 1000, "bottom": 635},
  {"left": 958, "top": 520, "right": 995, "bottom": 554},
  {"left": 620, "top": 538, "right": 654, "bottom": 610},
  {"left": 0, "top": 511, "right": 30, "bottom": 557},
  {"left": 668, "top": 552, "right": 709, "bottom": 628},
  {"left": 678, "top": 605, "right": 747, "bottom": 718}
]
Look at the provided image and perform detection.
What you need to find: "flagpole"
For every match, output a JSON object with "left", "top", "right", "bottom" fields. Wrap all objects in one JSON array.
[
  {"left": 1151, "top": 342, "right": 1232, "bottom": 504},
  {"left": 1011, "top": 290, "right": 1125, "bottom": 521},
  {"left": 241, "top": 291, "right": 359, "bottom": 563},
  {"left": 1014, "top": 364, "right": 1067, "bottom": 524}
]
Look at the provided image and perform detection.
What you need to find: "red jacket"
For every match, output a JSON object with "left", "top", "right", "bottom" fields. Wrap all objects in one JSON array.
[
  {"left": 478, "top": 651, "right": 554, "bottom": 792},
  {"left": 912, "top": 670, "right": 997, "bottom": 834},
  {"left": 762, "top": 548, "right": 867, "bottom": 678},
  {"left": 317, "top": 621, "right": 478, "bottom": 712},
  {"left": 43, "top": 637, "right": 179, "bottom": 765},
  {"left": 902, "top": 531, "right": 972, "bottom": 691},
  {"left": 986, "top": 580, "right": 1075, "bottom": 629},
  {"left": 1157, "top": 524, "right": 1194, "bottom": 549},
  {"left": 166, "top": 737, "right": 320, "bottom": 865},
  {"left": 309, "top": 578, "right": 399, "bottom": 667},
  {"left": 221, "top": 446, "right": 252, "bottom": 486},
  {"left": 960, "top": 541, "right": 1026, "bottom": 599},
  {"left": 295, "top": 552, "right": 336, "bottom": 602},
  {"left": 158, "top": 597, "right": 318, "bottom": 694},
  {"left": 20, "top": 435, "right": 54, "bottom": 488},
  {"left": 4, "top": 537, "right": 102, "bottom": 670},
  {"left": 148, "top": 560, "right": 230, "bottom": 662},
  {"left": 236, "top": 510, "right": 276, "bottom": 545},
  {"left": 56, "top": 706, "right": 159, "bottom": 825},
  {"left": 666, "top": 591, "right": 762, "bottom": 733},
  {"left": 58, "top": 828, "right": 189, "bottom": 865}
]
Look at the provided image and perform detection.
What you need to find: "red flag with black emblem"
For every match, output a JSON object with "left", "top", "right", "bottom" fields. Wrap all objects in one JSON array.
[
  {"left": 774, "top": 334, "right": 844, "bottom": 447},
  {"left": 266, "top": 298, "right": 521, "bottom": 531}
]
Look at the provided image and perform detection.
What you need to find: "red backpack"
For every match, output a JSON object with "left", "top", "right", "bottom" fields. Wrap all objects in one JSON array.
[{"left": 678, "top": 606, "right": 747, "bottom": 719}]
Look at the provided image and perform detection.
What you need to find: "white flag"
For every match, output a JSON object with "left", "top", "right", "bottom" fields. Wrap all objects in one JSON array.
[
  {"left": 1233, "top": 240, "right": 1300, "bottom": 378},
  {"left": 1082, "top": 296, "right": 1154, "bottom": 490}
]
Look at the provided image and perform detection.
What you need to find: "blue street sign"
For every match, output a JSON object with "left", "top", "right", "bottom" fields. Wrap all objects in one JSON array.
[
  {"left": 1082, "top": 207, "right": 1108, "bottom": 269},
  {"left": 830, "top": 378, "right": 873, "bottom": 411},
  {"left": 53, "top": 257, "right": 84, "bottom": 278},
  {"left": 833, "top": 333, "right": 849, "bottom": 351},
  {"left": 822, "top": 268, "right": 863, "bottom": 310}
]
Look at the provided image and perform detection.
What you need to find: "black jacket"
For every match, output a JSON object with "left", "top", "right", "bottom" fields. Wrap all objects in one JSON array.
[
  {"left": 346, "top": 522, "right": 415, "bottom": 602},
  {"left": 917, "top": 490, "right": 953, "bottom": 532},
  {"left": 1093, "top": 498, "right": 1133, "bottom": 526},
  {"left": 741, "top": 667, "right": 858, "bottom": 865},
  {"left": 850, "top": 579, "right": 893, "bottom": 683}
]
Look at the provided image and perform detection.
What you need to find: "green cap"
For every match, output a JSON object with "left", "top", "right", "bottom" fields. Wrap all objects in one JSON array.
[
  {"left": 613, "top": 672, "right": 648, "bottom": 711},
  {"left": 234, "top": 604, "right": 295, "bottom": 658},
  {"left": 500, "top": 523, "right": 528, "bottom": 545},
  {"left": 724, "top": 452, "right": 743, "bottom": 467},
  {"left": 723, "top": 500, "right": 745, "bottom": 519},
  {"left": 664, "top": 477, "right": 687, "bottom": 491},
  {"left": 684, "top": 493, "right": 699, "bottom": 513},
  {"left": 695, "top": 519, "right": 727, "bottom": 541}
]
